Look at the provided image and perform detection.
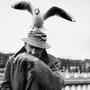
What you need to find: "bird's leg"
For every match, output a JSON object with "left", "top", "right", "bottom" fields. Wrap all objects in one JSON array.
[{"left": 32, "top": 25, "right": 35, "bottom": 30}]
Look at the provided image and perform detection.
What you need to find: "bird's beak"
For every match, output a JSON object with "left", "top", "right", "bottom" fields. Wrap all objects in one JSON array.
[{"left": 35, "top": 13, "right": 39, "bottom": 15}]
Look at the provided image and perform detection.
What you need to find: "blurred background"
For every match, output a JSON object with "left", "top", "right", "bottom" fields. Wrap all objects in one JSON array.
[{"left": 0, "top": 0, "right": 90, "bottom": 89}]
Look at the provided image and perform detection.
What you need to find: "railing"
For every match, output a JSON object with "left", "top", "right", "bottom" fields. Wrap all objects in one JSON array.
[
  {"left": 64, "top": 85, "right": 90, "bottom": 90},
  {"left": 0, "top": 72, "right": 90, "bottom": 90},
  {"left": 62, "top": 73, "right": 90, "bottom": 90},
  {"left": 64, "top": 78, "right": 90, "bottom": 90}
]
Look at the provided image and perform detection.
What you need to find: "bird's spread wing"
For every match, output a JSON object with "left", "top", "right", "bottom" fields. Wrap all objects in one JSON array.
[
  {"left": 44, "top": 6, "right": 75, "bottom": 22},
  {"left": 11, "top": 1, "right": 34, "bottom": 15}
]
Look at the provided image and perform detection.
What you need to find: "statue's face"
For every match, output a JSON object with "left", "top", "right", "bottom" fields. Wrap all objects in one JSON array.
[
  {"left": 34, "top": 8, "right": 40, "bottom": 15},
  {"left": 25, "top": 43, "right": 43, "bottom": 58}
]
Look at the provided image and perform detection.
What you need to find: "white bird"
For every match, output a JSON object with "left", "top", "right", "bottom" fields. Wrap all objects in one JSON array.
[{"left": 11, "top": 1, "right": 76, "bottom": 30}]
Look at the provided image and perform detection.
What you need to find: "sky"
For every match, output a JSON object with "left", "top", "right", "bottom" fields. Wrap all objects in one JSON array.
[{"left": 0, "top": 0, "right": 90, "bottom": 59}]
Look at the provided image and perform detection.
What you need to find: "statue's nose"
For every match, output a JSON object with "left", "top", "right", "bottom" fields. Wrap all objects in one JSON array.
[{"left": 31, "top": 48, "right": 35, "bottom": 55}]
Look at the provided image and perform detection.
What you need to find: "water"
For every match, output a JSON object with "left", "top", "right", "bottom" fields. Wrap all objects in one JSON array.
[{"left": 64, "top": 85, "right": 90, "bottom": 90}]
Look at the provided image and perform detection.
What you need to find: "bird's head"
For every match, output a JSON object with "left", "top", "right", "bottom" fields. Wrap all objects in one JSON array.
[{"left": 34, "top": 8, "right": 40, "bottom": 15}]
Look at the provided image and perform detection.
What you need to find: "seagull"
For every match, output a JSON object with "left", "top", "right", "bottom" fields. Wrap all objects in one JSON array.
[{"left": 11, "top": 1, "right": 76, "bottom": 30}]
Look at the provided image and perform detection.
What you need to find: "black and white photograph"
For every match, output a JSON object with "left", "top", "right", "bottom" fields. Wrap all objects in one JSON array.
[{"left": 0, "top": 0, "right": 90, "bottom": 90}]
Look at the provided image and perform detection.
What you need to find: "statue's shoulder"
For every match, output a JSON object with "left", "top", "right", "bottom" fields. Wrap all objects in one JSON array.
[
  {"left": 8, "top": 55, "right": 15, "bottom": 64},
  {"left": 47, "top": 53, "right": 59, "bottom": 67}
]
